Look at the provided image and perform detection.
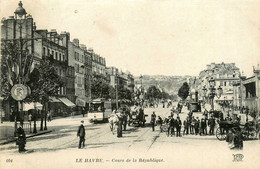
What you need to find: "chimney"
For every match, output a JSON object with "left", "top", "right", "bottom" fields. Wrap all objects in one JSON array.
[
  {"left": 73, "top": 38, "right": 79, "bottom": 47},
  {"left": 80, "top": 44, "right": 87, "bottom": 50}
]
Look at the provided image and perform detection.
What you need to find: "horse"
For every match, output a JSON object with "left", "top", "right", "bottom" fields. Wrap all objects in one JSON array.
[{"left": 108, "top": 112, "right": 120, "bottom": 135}]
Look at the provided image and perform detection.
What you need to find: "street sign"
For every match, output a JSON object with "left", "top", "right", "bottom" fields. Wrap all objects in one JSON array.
[{"left": 11, "top": 84, "right": 28, "bottom": 101}]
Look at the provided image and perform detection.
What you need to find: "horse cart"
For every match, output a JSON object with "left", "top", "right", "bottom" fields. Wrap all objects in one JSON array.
[
  {"left": 129, "top": 106, "right": 147, "bottom": 126},
  {"left": 216, "top": 120, "right": 258, "bottom": 141}
]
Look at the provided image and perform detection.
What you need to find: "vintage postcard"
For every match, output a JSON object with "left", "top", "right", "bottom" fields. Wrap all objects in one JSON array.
[{"left": 0, "top": 0, "right": 259, "bottom": 169}]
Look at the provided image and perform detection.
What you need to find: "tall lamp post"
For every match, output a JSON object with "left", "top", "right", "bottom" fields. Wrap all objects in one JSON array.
[
  {"left": 14, "top": 1, "right": 27, "bottom": 136},
  {"left": 202, "top": 77, "right": 223, "bottom": 111}
]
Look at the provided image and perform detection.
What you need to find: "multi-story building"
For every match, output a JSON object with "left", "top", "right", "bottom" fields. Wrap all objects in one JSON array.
[
  {"left": 34, "top": 29, "right": 76, "bottom": 117},
  {"left": 83, "top": 48, "right": 93, "bottom": 109},
  {"left": 1, "top": 2, "right": 76, "bottom": 119},
  {"left": 106, "top": 66, "right": 119, "bottom": 88},
  {"left": 198, "top": 62, "right": 240, "bottom": 106},
  {"left": 68, "top": 39, "right": 87, "bottom": 114},
  {"left": 91, "top": 52, "right": 106, "bottom": 76},
  {"left": 233, "top": 65, "right": 260, "bottom": 114}
]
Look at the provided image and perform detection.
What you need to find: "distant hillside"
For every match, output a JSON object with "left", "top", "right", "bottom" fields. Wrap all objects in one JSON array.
[{"left": 134, "top": 75, "right": 196, "bottom": 96}]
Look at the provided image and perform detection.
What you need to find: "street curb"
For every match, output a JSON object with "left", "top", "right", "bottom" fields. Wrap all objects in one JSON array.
[{"left": 0, "top": 129, "right": 55, "bottom": 145}]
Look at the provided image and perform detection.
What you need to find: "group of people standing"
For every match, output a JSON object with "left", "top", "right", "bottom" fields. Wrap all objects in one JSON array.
[
  {"left": 151, "top": 112, "right": 182, "bottom": 137},
  {"left": 183, "top": 111, "right": 217, "bottom": 136},
  {"left": 151, "top": 110, "right": 218, "bottom": 138}
]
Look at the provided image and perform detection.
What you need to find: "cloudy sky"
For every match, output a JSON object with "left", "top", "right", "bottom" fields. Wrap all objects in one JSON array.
[{"left": 1, "top": 0, "right": 260, "bottom": 77}]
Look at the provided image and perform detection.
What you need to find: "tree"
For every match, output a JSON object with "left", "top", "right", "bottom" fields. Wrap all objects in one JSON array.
[
  {"left": 178, "top": 82, "right": 190, "bottom": 100},
  {"left": 26, "top": 59, "right": 63, "bottom": 130},
  {"left": 91, "top": 75, "right": 114, "bottom": 99},
  {"left": 145, "top": 85, "right": 162, "bottom": 101},
  {"left": 118, "top": 85, "right": 132, "bottom": 100}
]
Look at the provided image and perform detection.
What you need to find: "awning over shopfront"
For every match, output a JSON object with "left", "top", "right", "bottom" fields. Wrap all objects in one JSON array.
[
  {"left": 76, "top": 97, "right": 86, "bottom": 107},
  {"left": 58, "top": 97, "right": 76, "bottom": 107},
  {"left": 23, "top": 102, "right": 43, "bottom": 111},
  {"left": 49, "top": 96, "right": 61, "bottom": 102}
]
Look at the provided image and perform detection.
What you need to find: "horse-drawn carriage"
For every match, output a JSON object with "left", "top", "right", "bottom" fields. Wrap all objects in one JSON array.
[
  {"left": 216, "top": 120, "right": 258, "bottom": 141},
  {"left": 129, "top": 106, "right": 147, "bottom": 126}
]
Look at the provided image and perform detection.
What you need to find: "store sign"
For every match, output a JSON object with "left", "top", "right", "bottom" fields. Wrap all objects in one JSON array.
[{"left": 11, "top": 84, "right": 28, "bottom": 101}]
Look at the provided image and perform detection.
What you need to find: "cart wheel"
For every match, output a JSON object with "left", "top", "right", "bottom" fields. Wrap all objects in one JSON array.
[{"left": 216, "top": 127, "right": 226, "bottom": 141}]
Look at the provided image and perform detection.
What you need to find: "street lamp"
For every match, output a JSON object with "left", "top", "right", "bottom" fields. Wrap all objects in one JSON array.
[
  {"left": 14, "top": 1, "right": 27, "bottom": 137},
  {"left": 201, "top": 77, "right": 223, "bottom": 110}
]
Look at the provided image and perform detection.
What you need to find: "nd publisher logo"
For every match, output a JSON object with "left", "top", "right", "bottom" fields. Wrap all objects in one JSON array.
[{"left": 232, "top": 154, "right": 244, "bottom": 162}]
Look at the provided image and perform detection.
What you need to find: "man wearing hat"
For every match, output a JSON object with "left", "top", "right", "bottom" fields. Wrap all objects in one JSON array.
[
  {"left": 151, "top": 112, "right": 157, "bottom": 131},
  {"left": 194, "top": 117, "right": 200, "bottom": 135},
  {"left": 77, "top": 121, "right": 86, "bottom": 149},
  {"left": 208, "top": 116, "right": 216, "bottom": 135}
]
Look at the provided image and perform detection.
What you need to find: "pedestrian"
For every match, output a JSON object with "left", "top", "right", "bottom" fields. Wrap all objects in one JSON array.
[
  {"left": 233, "top": 128, "right": 243, "bottom": 150},
  {"left": 208, "top": 116, "right": 215, "bottom": 135},
  {"left": 117, "top": 111, "right": 123, "bottom": 137},
  {"left": 195, "top": 117, "right": 200, "bottom": 135},
  {"left": 226, "top": 129, "right": 234, "bottom": 149},
  {"left": 183, "top": 117, "right": 189, "bottom": 135},
  {"left": 176, "top": 116, "right": 182, "bottom": 137},
  {"left": 122, "top": 109, "right": 128, "bottom": 131},
  {"left": 167, "top": 116, "right": 175, "bottom": 136},
  {"left": 151, "top": 112, "right": 156, "bottom": 131},
  {"left": 77, "top": 121, "right": 86, "bottom": 149},
  {"left": 190, "top": 116, "right": 195, "bottom": 135},
  {"left": 200, "top": 118, "right": 205, "bottom": 136},
  {"left": 16, "top": 124, "right": 26, "bottom": 152},
  {"left": 47, "top": 112, "right": 51, "bottom": 122},
  {"left": 157, "top": 116, "right": 163, "bottom": 132}
]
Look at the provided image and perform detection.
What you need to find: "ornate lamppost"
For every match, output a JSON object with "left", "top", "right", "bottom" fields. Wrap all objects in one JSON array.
[{"left": 202, "top": 77, "right": 223, "bottom": 111}]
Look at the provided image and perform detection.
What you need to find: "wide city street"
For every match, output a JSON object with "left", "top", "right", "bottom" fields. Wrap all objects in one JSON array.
[{"left": 0, "top": 103, "right": 259, "bottom": 169}]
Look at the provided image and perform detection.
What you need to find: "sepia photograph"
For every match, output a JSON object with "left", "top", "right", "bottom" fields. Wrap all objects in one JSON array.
[{"left": 0, "top": 0, "right": 260, "bottom": 169}]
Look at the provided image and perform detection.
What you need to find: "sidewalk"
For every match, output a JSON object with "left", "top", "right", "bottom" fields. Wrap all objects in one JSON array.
[{"left": 0, "top": 114, "right": 89, "bottom": 145}]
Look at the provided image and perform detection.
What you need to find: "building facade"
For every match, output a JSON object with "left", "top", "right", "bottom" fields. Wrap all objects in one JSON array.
[
  {"left": 68, "top": 39, "right": 86, "bottom": 114},
  {"left": 198, "top": 62, "right": 240, "bottom": 109}
]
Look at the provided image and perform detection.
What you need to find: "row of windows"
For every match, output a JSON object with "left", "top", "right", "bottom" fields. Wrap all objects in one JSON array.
[
  {"left": 216, "top": 73, "right": 238, "bottom": 78},
  {"left": 215, "top": 80, "right": 235, "bottom": 87},
  {"left": 43, "top": 47, "right": 65, "bottom": 62},
  {"left": 58, "top": 86, "right": 66, "bottom": 95},
  {"left": 76, "top": 76, "right": 84, "bottom": 85},
  {"left": 56, "top": 68, "right": 65, "bottom": 77},
  {"left": 92, "top": 55, "right": 106, "bottom": 65},
  {"left": 75, "top": 52, "right": 93, "bottom": 65},
  {"left": 75, "top": 63, "right": 84, "bottom": 74}
]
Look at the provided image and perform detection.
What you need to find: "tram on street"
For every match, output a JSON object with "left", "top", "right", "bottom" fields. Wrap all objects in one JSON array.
[{"left": 88, "top": 98, "right": 113, "bottom": 123}]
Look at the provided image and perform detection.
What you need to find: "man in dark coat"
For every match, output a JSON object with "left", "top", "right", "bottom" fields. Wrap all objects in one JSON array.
[
  {"left": 151, "top": 112, "right": 156, "bottom": 131},
  {"left": 77, "top": 121, "right": 86, "bottom": 149},
  {"left": 226, "top": 129, "right": 234, "bottom": 149},
  {"left": 233, "top": 128, "right": 243, "bottom": 150},
  {"left": 16, "top": 124, "right": 26, "bottom": 152},
  {"left": 117, "top": 111, "right": 123, "bottom": 137},
  {"left": 194, "top": 117, "right": 200, "bottom": 135},
  {"left": 167, "top": 116, "right": 175, "bottom": 136},
  {"left": 176, "top": 117, "right": 182, "bottom": 137},
  {"left": 183, "top": 117, "right": 189, "bottom": 135},
  {"left": 208, "top": 116, "right": 216, "bottom": 135},
  {"left": 157, "top": 116, "right": 163, "bottom": 132}
]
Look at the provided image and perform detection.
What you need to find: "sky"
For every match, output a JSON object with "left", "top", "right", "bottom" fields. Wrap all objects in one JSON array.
[{"left": 1, "top": 0, "right": 260, "bottom": 77}]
